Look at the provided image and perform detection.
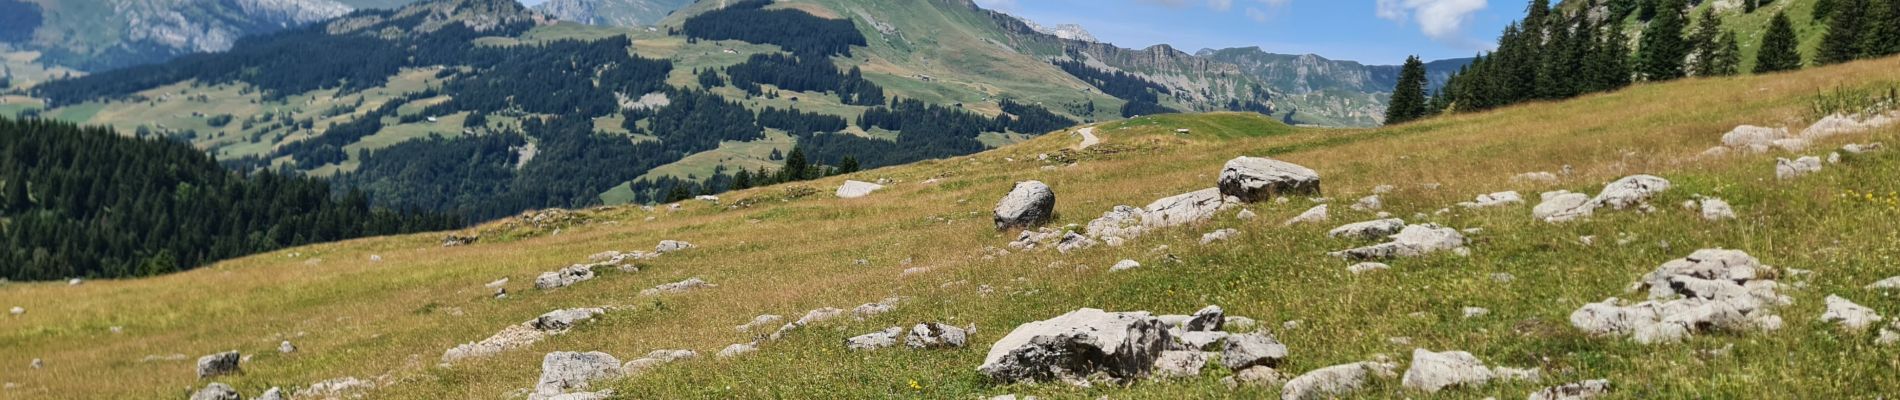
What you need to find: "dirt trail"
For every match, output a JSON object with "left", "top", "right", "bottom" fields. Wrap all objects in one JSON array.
[{"left": 1075, "top": 126, "right": 1099, "bottom": 150}]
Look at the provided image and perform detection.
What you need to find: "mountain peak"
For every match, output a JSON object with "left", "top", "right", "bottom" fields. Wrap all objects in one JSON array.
[
  {"left": 1018, "top": 18, "right": 1098, "bottom": 43},
  {"left": 326, "top": 0, "right": 547, "bottom": 36}
]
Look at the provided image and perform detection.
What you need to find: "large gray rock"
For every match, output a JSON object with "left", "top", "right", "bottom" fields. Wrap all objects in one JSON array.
[
  {"left": 905, "top": 323, "right": 969, "bottom": 349},
  {"left": 994, "top": 181, "right": 1057, "bottom": 230},
  {"left": 1327, "top": 219, "right": 1406, "bottom": 240},
  {"left": 1400, "top": 348, "right": 1494, "bottom": 393},
  {"left": 1569, "top": 249, "right": 1788, "bottom": 344},
  {"left": 1220, "top": 332, "right": 1288, "bottom": 371},
  {"left": 533, "top": 351, "right": 622, "bottom": 398},
  {"left": 1776, "top": 156, "right": 1823, "bottom": 180},
  {"left": 1218, "top": 157, "right": 1321, "bottom": 202},
  {"left": 535, "top": 265, "right": 596, "bottom": 290},
  {"left": 977, "top": 308, "right": 1172, "bottom": 384},
  {"left": 257, "top": 387, "right": 284, "bottom": 400},
  {"left": 835, "top": 180, "right": 885, "bottom": 199},
  {"left": 1327, "top": 224, "right": 1467, "bottom": 260},
  {"left": 1281, "top": 360, "right": 1400, "bottom": 400},
  {"left": 1084, "top": 206, "right": 1148, "bottom": 245},
  {"left": 533, "top": 308, "right": 606, "bottom": 332},
  {"left": 1588, "top": 175, "right": 1670, "bottom": 210},
  {"left": 189, "top": 383, "right": 240, "bottom": 400},
  {"left": 1533, "top": 191, "right": 1594, "bottom": 223},
  {"left": 1185, "top": 305, "right": 1225, "bottom": 332},
  {"left": 1529, "top": 379, "right": 1612, "bottom": 400},
  {"left": 639, "top": 277, "right": 715, "bottom": 296},
  {"left": 1283, "top": 204, "right": 1329, "bottom": 226},
  {"left": 845, "top": 327, "right": 904, "bottom": 350},
  {"left": 1143, "top": 188, "right": 1238, "bottom": 228},
  {"left": 196, "top": 351, "right": 240, "bottom": 379}
]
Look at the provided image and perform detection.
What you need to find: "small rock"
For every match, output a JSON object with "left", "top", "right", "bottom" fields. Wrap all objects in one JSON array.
[
  {"left": 1350, "top": 195, "right": 1382, "bottom": 211},
  {"left": 1328, "top": 219, "right": 1406, "bottom": 240},
  {"left": 845, "top": 327, "right": 904, "bottom": 350},
  {"left": 30, "top": 358, "right": 42, "bottom": 369},
  {"left": 622, "top": 349, "right": 698, "bottom": 375},
  {"left": 1462, "top": 307, "right": 1490, "bottom": 318},
  {"left": 1528, "top": 379, "right": 1612, "bottom": 400},
  {"left": 1281, "top": 360, "right": 1399, "bottom": 400},
  {"left": 1699, "top": 198, "right": 1737, "bottom": 221},
  {"left": 1221, "top": 365, "right": 1286, "bottom": 389},
  {"left": 1199, "top": 228, "right": 1239, "bottom": 245},
  {"left": 1328, "top": 224, "right": 1467, "bottom": 260},
  {"left": 717, "top": 343, "right": 757, "bottom": 358},
  {"left": 736, "top": 314, "right": 783, "bottom": 333},
  {"left": 1109, "top": 259, "right": 1141, "bottom": 272},
  {"left": 1220, "top": 332, "right": 1288, "bottom": 371},
  {"left": 905, "top": 323, "right": 969, "bottom": 349},
  {"left": 1236, "top": 209, "right": 1258, "bottom": 220},
  {"left": 1819, "top": 295, "right": 1883, "bottom": 331},
  {"left": 1401, "top": 348, "right": 1495, "bottom": 393},
  {"left": 196, "top": 351, "right": 241, "bottom": 379},
  {"left": 1776, "top": 157, "right": 1823, "bottom": 180},
  {"left": 1347, "top": 262, "right": 1390, "bottom": 274},
  {"left": 533, "top": 308, "right": 607, "bottom": 331},
  {"left": 976, "top": 308, "right": 1170, "bottom": 384},
  {"left": 1186, "top": 305, "right": 1225, "bottom": 332},
  {"left": 655, "top": 240, "right": 695, "bottom": 253},
  {"left": 640, "top": 277, "right": 715, "bottom": 296},
  {"left": 257, "top": 387, "right": 285, "bottom": 400},
  {"left": 1867, "top": 276, "right": 1900, "bottom": 290},
  {"left": 9, "top": 306, "right": 22, "bottom": 316},
  {"left": 189, "top": 383, "right": 240, "bottom": 400},
  {"left": 1491, "top": 273, "right": 1516, "bottom": 283},
  {"left": 279, "top": 341, "right": 297, "bottom": 354},
  {"left": 1459, "top": 191, "right": 1524, "bottom": 208},
  {"left": 1283, "top": 205, "right": 1330, "bottom": 226},
  {"left": 533, "top": 351, "right": 622, "bottom": 398},
  {"left": 835, "top": 180, "right": 885, "bottom": 199},
  {"left": 994, "top": 181, "right": 1057, "bottom": 230},
  {"left": 1152, "top": 351, "right": 1209, "bottom": 378}
]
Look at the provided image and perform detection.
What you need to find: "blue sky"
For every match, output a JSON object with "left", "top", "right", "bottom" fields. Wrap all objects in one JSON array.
[{"left": 976, "top": 0, "right": 1524, "bottom": 65}]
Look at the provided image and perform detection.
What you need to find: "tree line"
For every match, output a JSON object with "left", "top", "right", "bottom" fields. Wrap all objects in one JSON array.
[
  {"left": 0, "top": 117, "right": 458, "bottom": 280},
  {"left": 678, "top": 0, "right": 867, "bottom": 58}
]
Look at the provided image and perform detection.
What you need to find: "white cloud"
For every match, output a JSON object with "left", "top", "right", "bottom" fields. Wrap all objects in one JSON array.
[
  {"left": 1375, "top": 0, "right": 1488, "bottom": 47},
  {"left": 1210, "top": 0, "right": 1234, "bottom": 11}
]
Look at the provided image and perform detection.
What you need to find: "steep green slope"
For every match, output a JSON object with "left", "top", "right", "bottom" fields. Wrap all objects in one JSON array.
[{"left": 2, "top": 53, "right": 1896, "bottom": 399}]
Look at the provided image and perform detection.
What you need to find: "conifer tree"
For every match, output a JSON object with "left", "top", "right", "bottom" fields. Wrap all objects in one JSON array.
[
  {"left": 1689, "top": 7, "right": 1724, "bottom": 76},
  {"left": 1636, "top": 0, "right": 1689, "bottom": 81},
  {"left": 779, "top": 147, "right": 808, "bottom": 182},
  {"left": 1755, "top": 11, "right": 1804, "bottom": 73},
  {"left": 1713, "top": 31, "right": 1742, "bottom": 76},
  {"left": 1859, "top": 0, "right": 1899, "bottom": 58},
  {"left": 1817, "top": 0, "right": 1866, "bottom": 65},
  {"left": 1598, "top": 25, "right": 1635, "bottom": 89},
  {"left": 1814, "top": 0, "right": 1837, "bottom": 21},
  {"left": 1384, "top": 56, "right": 1430, "bottom": 125}
]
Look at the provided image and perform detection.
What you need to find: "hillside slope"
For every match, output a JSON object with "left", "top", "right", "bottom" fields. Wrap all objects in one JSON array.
[{"left": 5, "top": 54, "right": 1899, "bottom": 398}]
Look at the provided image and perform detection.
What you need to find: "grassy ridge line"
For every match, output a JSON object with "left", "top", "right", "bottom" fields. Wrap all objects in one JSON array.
[{"left": 2, "top": 57, "right": 1899, "bottom": 398}]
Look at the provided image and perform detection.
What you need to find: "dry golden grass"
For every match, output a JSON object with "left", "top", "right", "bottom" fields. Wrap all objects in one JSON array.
[{"left": 5, "top": 57, "right": 1900, "bottom": 399}]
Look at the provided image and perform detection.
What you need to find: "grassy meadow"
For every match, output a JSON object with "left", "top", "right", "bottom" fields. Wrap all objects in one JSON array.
[{"left": 4, "top": 56, "right": 1900, "bottom": 399}]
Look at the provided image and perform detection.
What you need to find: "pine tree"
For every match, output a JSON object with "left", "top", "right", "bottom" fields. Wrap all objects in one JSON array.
[
  {"left": 1817, "top": 0, "right": 1866, "bottom": 65},
  {"left": 1689, "top": 7, "right": 1724, "bottom": 76},
  {"left": 1384, "top": 56, "right": 1430, "bottom": 125},
  {"left": 779, "top": 147, "right": 808, "bottom": 182},
  {"left": 1636, "top": 0, "right": 1689, "bottom": 81},
  {"left": 1713, "top": 31, "right": 1742, "bottom": 76},
  {"left": 1814, "top": 0, "right": 1837, "bottom": 21},
  {"left": 1537, "top": 18, "right": 1580, "bottom": 99},
  {"left": 1755, "top": 11, "right": 1804, "bottom": 73},
  {"left": 837, "top": 155, "right": 860, "bottom": 174},
  {"left": 1598, "top": 25, "right": 1635, "bottom": 90},
  {"left": 1859, "top": 0, "right": 1900, "bottom": 58}
]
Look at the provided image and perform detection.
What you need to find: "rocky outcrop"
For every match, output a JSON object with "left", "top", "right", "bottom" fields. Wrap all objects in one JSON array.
[
  {"left": 905, "top": 323, "right": 969, "bottom": 349},
  {"left": 190, "top": 383, "right": 241, "bottom": 400},
  {"left": 1217, "top": 157, "right": 1321, "bottom": 202},
  {"left": 1529, "top": 379, "right": 1613, "bottom": 400},
  {"left": 1400, "top": 349, "right": 1494, "bottom": 393},
  {"left": 1569, "top": 249, "right": 1788, "bottom": 344},
  {"left": 1219, "top": 332, "right": 1288, "bottom": 371},
  {"left": 1327, "top": 219, "right": 1405, "bottom": 240},
  {"left": 1143, "top": 188, "right": 1238, "bottom": 228},
  {"left": 994, "top": 181, "right": 1057, "bottom": 230},
  {"left": 640, "top": 277, "right": 714, "bottom": 296},
  {"left": 535, "top": 265, "right": 597, "bottom": 290},
  {"left": 1281, "top": 360, "right": 1399, "bottom": 400},
  {"left": 977, "top": 308, "right": 1171, "bottom": 384},
  {"left": 1776, "top": 156, "right": 1823, "bottom": 180},
  {"left": 532, "top": 351, "right": 622, "bottom": 399},
  {"left": 1328, "top": 224, "right": 1466, "bottom": 260},
  {"left": 532, "top": 308, "right": 606, "bottom": 331}
]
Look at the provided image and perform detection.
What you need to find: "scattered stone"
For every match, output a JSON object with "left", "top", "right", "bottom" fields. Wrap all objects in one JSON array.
[
  {"left": 1109, "top": 259, "right": 1141, "bottom": 272},
  {"left": 1281, "top": 360, "right": 1399, "bottom": 400},
  {"left": 845, "top": 327, "right": 905, "bottom": 350},
  {"left": 835, "top": 180, "right": 885, "bottom": 199},
  {"left": 1512, "top": 172, "right": 1559, "bottom": 184},
  {"left": 736, "top": 314, "right": 783, "bottom": 333},
  {"left": 1144, "top": 188, "right": 1239, "bottom": 228},
  {"left": 1236, "top": 209, "right": 1258, "bottom": 221},
  {"left": 257, "top": 387, "right": 285, "bottom": 400},
  {"left": 852, "top": 297, "right": 903, "bottom": 320},
  {"left": 1152, "top": 351, "right": 1209, "bottom": 378},
  {"left": 640, "top": 277, "right": 715, "bottom": 296},
  {"left": 905, "top": 323, "right": 969, "bottom": 349},
  {"left": 486, "top": 278, "right": 510, "bottom": 289},
  {"left": 532, "top": 351, "right": 622, "bottom": 399},
  {"left": 1590, "top": 175, "right": 1671, "bottom": 211},
  {"left": 717, "top": 343, "right": 757, "bottom": 358},
  {"left": 1819, "top": 295, "right": 1883, "bottom": 331},
  {"left": 1568, "top": 249, "right": 1788, "bottom": 344},
  {"left": 1225, "top": 316, "right": 1259, "bottom": 332},
  {"left": 1867, "top": 276, "right": 1900, "bottom": 290},
  {"left": 1085, "top": 206, "right": 1148, "bottom": 245},
  {"left": 8, "top": 306, "right": 20, "bottom": 316},
  {"left": 1350, "top": 195, "right": 1383, "bottom": 211},
  {"left": 30, "top": 358, "right": 42, "bottom": 369},
  {"left": 1327, "top": 218, "right": 1406, "bottom": 240},
  {"left": 1221, "top": 365, "right": 1286, "bottom": 389},
  {"left": 442, "top": 324, "right": 550, "bottom": 363},
  {"left": 1328, "top": 224, "right": 1467, "bottom": 260},
  {"left": 1533, "top": 191, "right": 1594, "bottom": 223},
  {"left": 770, "top": 308, "right": 846, "bottom": 340},
  {"left": 1459, "top": 191, "right": 1525, "bottom": 208},
  {"left": 196, "top": 351, "right": 241, "bottom": 379},
  {"left": 533, "top": 308, "right": 607, "bottom": 331},
  {"left": 535, "top": 265, "right": 596, "bottom": 290},
  {"left": 189, "top": 383, "right": 240, "bottom": 400},
  {"left": 1491, "top": 272, "right": 1516, "bottom": 283},
  {"left": 1462, "top": 307, "right": 1490, "bottom": 319},
  {"left": 1174, "top": 331, "right": 1230, "bottom": 351},
  {"left": 1721, "top": 125, "right": 1787, "bottom": 151},
  {"left": 622, "top": 349, "right": 697, "bottom": 375},
  {"left": 1401, "top": 348, "right": 1494, "bottom": 393},
  {"left": 1493, "top": 366, "right": 1541, "bottom": 382},
  {"left": 1776, "top": 156, "right": 1823, "bottom": 180},
  {"left": 1699, "top": 197, "right": 1736, "bottom": 221},
  {"left": 655, "top": 240, "right": 695, "bottom": 253},
  {"left": 294, "top": 377, "right": 376, "bottom": 399},
  {"left": 1829, "top": 152, "right": 1843, "bottom": 164},
  {"left": 977, "top": 308, "right": 1171, "bottom": 384},
  {"left": 1056, "top": 231, "right": 1099, "bottom": 253},
  {"left": 1348, "top": 262, "right": 1390, "bottom": 274},
  {"left": 1217, "top": 157, "right": 1322, "bottom": 202},
  {"left": 1283, "top": 205, "right": 1330, "bottom": 226},
  {"left": 1220, "top": 332, "right": 1288, "bottom": 371},
  {"left": 1199, "top": 228, "right": 1239, "bottom": 245},
  {"left": 994, "top": 181, "right": 1057, "bottom": 230},
  {"left": 1528, "top": 379, "right": 1612, "bottom": 400},
  {"left": 279, "top": 341, "right": 297, "bottom": 354}
]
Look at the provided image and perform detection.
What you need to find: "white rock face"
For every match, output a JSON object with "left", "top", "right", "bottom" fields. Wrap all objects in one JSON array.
[
  {"left": 1143, "top": 188, "right": 1239, "bottom": 228},
  {"left": 994, "top": 181, "right": 1057, "bottom": 230},
  {"left": 1219, "top": 332, "right": 1288, "bottom": 371},
  {"left": 977, "top": 308, "right": 1171, "bottom": 384},
  {"left": 1400, "top": 348, "right": 1494, "bottom": 393},
  {"left": 1327, "top": 219, "right": 1406, "bottom": 240},
  {"left": 1281, "top": 360, "right": 1399, "bottom": 400},
  {"left": 1152, "top": 351, "right": 1209, "bottom": 378},
  {"left": 1529, "top": 379, "right": 1613, "bottom": 400},
  {"left": 1328, "top": 224, "right": 1467, "bottom": 260},
  {"left": 1819, "top": 295, "right": 1883, "bottom": 331},
  {"left": 1217, "top": 157, "right": 1321, "bottom": 202},
  {"left": 1283, "top": 205, "right": 1330, "bottom": 226},
  {"left": 835, "top": 180, "right": 885, "bottom": 199},
  {"left": 1569, "top": 249, "right": 1788, "bottom": 344},
  {"left": 535, "top": 265, "right": 597, "bottom": 290},
  {"left": 1776, "top": 157, "right": 1823, "bottom": 180},
  {"left": 532, "top": 351, "right": 622, "bottom": 399}
]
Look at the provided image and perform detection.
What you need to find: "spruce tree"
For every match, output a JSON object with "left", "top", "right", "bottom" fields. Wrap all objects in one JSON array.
[
  {"left": 779, "top": 147, "right": 808, "bottom": 182},
  {"left": 1814, "top": 0, "right": 1837, "bottom": 21},
  {"left": 1599, "top": 25, "right": 1635, "bottom": 89},
  {"left": 1384, "top": 55, "right": 1430, "bottom": 125},
  {"left": 1755, "top": 11, "right": 1804, "bottom": 73},
  {"left": 1636, "top": 0, "right": 1689, "bottom": 81},
  {"left": 1859, "top": 0, "right": 1899, "bottom": 58},
  {"left": 1713, "top": 31, "right": 1742, "bottom": 76},
  {"left": 1689, "top": 7, "right": 1724, "bottom": 76},
  {"left": 1817, "top": 0, "right": 1866, "bottom": 65}
]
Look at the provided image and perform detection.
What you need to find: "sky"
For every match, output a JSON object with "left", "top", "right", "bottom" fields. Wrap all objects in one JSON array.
[{"left": 975, "top": 0, "right": 1526, "bottom": 65}]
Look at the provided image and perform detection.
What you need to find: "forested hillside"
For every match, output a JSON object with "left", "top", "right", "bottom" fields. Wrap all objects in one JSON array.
[{"left": 0, "top": 117, "right": 457, "bottom": 280}]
